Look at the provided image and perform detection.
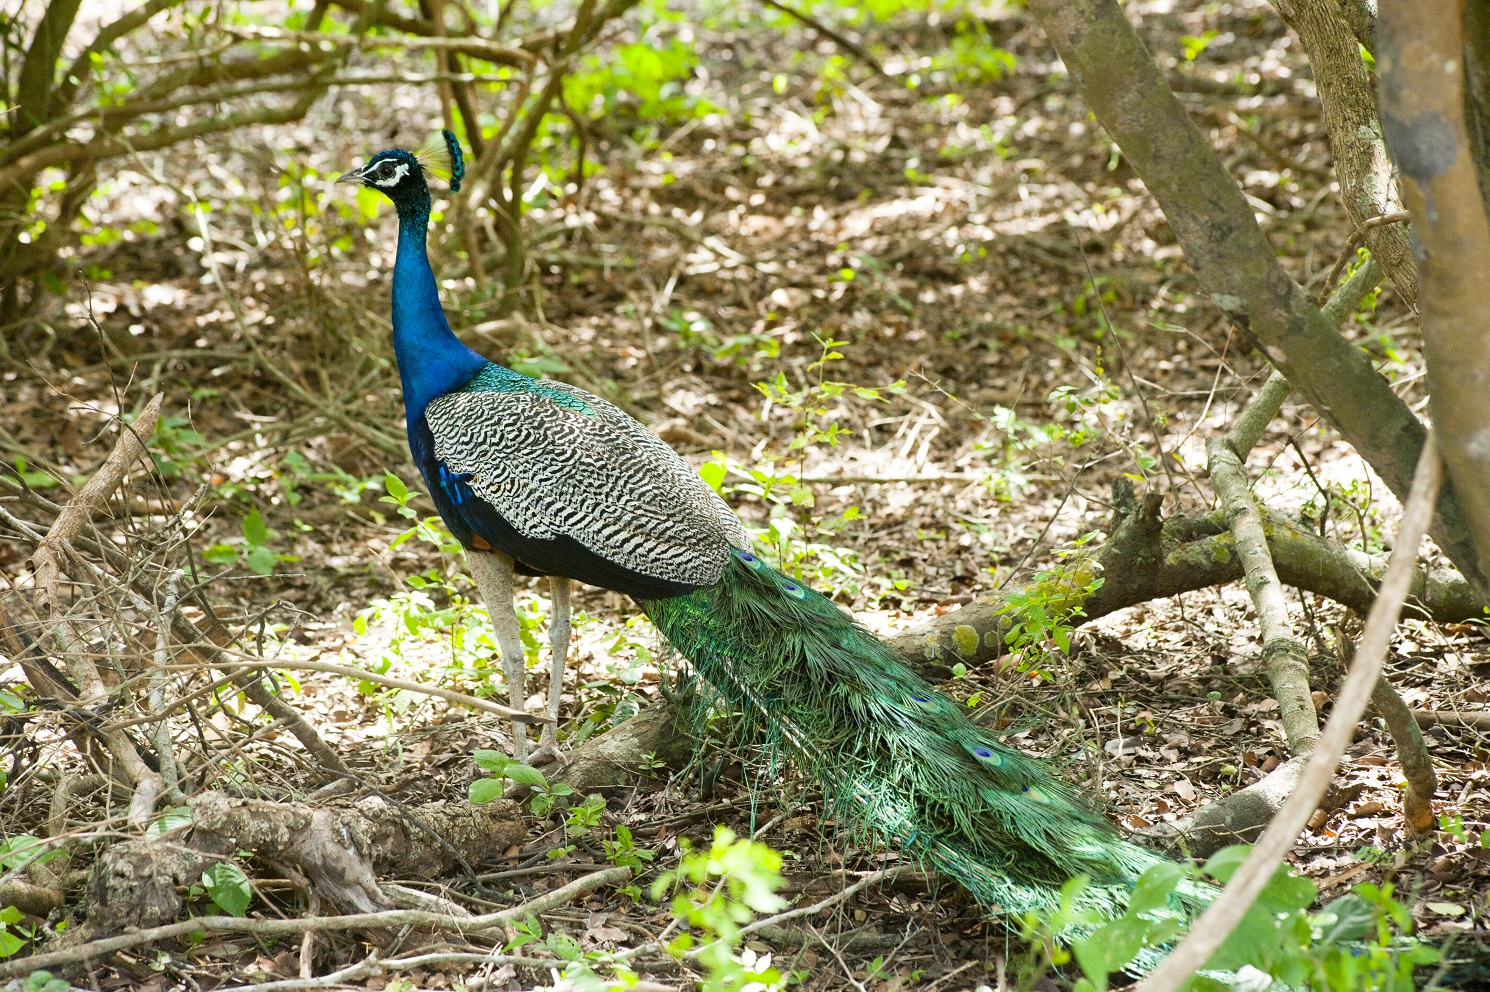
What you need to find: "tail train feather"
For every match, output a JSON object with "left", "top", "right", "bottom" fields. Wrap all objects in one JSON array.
[{"left": 646, "top": 551, "right": 1214, "bottom": 936}]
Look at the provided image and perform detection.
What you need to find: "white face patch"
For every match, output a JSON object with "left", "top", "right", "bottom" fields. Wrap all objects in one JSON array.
[{"left": 368, "top": 161, "right": 411, "bottom": 188}]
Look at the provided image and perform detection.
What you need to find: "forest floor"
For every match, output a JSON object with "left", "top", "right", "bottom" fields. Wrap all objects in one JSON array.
[{"left": 1, "top": 0, "right": 1488, "bottom": 988}]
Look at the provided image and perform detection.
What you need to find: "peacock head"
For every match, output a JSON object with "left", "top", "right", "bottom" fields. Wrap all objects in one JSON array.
[
  {"left": 336, "top": 132, "right": 463, "bottom": 220},
  {"left": 337, "top": 148, "right": 429, "bottom": 216}
]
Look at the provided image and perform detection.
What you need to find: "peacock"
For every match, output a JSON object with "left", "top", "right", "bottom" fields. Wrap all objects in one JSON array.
[{"left": 336, "top": 132, "right": 1211, "bottom": 940}]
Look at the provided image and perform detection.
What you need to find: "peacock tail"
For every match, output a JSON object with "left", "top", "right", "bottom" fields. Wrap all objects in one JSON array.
[{"left": 647, "top": 550, "right": 1215, "bottom": 932}]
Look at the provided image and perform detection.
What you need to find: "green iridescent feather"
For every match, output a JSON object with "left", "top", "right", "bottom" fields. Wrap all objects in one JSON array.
[{"left": 646, "top": 553, "right": 1213, "bottom": 935}]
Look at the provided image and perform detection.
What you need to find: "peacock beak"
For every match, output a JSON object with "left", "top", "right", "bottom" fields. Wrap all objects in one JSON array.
[{"left": 335, "top": 167, "right": 368, "bottom": 186}]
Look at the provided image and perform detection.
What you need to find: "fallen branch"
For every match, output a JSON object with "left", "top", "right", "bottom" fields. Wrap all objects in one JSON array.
[
  {"left": 213, "top": 951, "right": 559, "bottom": 992},
  {"left": 82, "top": 790, "right": 527, "bottom": 933},
  {"left": 31, "top": 394, "right": 162, "bottom": 615},
  {"left": 1137, "top": 434, "right": 1442, "bottom": 992},
  {"left": 1412, "top": 708, "right": 1490, "bottom": 730},
  {"left": 1207, "top": 372, "right": 1320, "bottom": 753},
  {"left": 7, "top": 866, "right": 630, "bottom": 979}
]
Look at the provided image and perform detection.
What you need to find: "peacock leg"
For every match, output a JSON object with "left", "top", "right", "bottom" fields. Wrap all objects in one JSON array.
[
  {"left": 468, "top": 549, "right": 529, "bottom": 762},
  {"left": 538, "top": 576, "right": 571, "bottom": 756}
]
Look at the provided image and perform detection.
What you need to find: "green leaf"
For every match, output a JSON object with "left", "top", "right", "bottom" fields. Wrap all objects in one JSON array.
[
  {"left": 203, "top": 543, "right": 238, "bottom": 565},
  {"left": 202, "top": 863, "right": 252, "bottom": 917},
  {"left": 468, "top": 778, "right": 505, "bottom": 803},
  {"left": 1201, "top": 844, "right": 1250, "bottom": 883},
  {"left": 0, "top": 836, "right": 50, "bottom": 871},
  {"left": 546, "top": 932, "right": 583, "bottom": 961},
  {"left": 1256, "top": 866, "right": 1317, "bottom": 913},
  {"left": 473, "top": 749, "right": 510, "bottom": 773},
  {"left": 698, "top": 460, "right": 726, "bottom": 494},
  {"left": 0, "top": 906, "right": 22, "bottom": 925},
  {"left": 504, "top": 764, "right": 548, "bottom": 788},
  {"left": 244, "top": 545, "right": 277, "bottom": 576},
  {"left": 1128, "top": 861, "right": 1186, "bottom": 915},
  {"left": 0, "top": 929, "right": 24, "bottom": 958},
  {"left": 384, "top": 471, "right": 408, "bottom": 501},
  {"left": 1313, "top": 893, "right": 1375, "bottom": 943},
  {"left": 242, "top": 508, "right": 269, "bottom": 547}
]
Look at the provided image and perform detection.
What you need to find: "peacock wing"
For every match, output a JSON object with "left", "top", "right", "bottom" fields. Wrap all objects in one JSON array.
[
  {"left": 539, "top": 381, "right": 751, "bottom": 550},
  {"left": 423, "top": 386, "right": 736, "bottom": 588}
]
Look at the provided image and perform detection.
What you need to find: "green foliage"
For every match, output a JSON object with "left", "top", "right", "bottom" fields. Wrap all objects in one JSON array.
[
  {"left": 652, "top": 827, "right": 788, "bottom": 992},
  {"left": 6, "top": 970, "right": 71, "bottom": 992},
  {"left": 146, "top": 805, "right": 194, "bottom": 838},
  {"left": 705, "top": 334, "right": 906, "bottom": 599},
  {"left": 203, "top": 506, "right": 293, "bottom": 576},
  {"left": 1035, "top": 845, "right": 1440, "bottom": 992},
  {"left": 7, "top": 456, "right": 57, "bottom": 490},
  {"left": 0, "top": 837, "right": 59, "bottom": 875},
  {"left": 664, "top": 309, "right": 780, "bottom": 370},
  {"left": 1180, "top": 30, "right": 1221, "bottom": 62},
  {"left": 1299, "top": 478, "right": 1388, "bottom": 557},
  {"left": 603, "top": 824, "right": 656, "bottom": 871},
  {"left": 991, "top": 539, "right": 1105, "bottom": 680},
  {"left": 468, "top": 749, "right": 577, "bottom": 819},
  {"left": 201, "top": 863, "right": 253, "bottom": 917},
  {"left": 0, "top": 907, "right": 32, "bottom": 959}
]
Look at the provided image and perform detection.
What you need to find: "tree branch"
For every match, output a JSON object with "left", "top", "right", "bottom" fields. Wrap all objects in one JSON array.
[
  {"left": 1021, "top": 0, "right": 1487, "bottom": 590},
  {"left": 1137, "top": 435, "right": 1442, "bottom": 992}
]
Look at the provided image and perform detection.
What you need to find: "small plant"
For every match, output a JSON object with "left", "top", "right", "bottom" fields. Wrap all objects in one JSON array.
[
  {"left": 652, "top": 826, "right": 789, "bottom": 992},
  {"left": 0, "top": 907, "right": 32, "bottom": 959},
  {"left": 1043, "top": 844, "right": 1439, "bottom": 992},
  {"left": 200, "top": 863, "right": 253, "bottom": 917},
  {"left": 203, "top": 507, "right": 294, "bottom": 576},
  {"left": 9, "top": 969, "right": 70, "bottom": 992},
  {"left": 469, "top": 749, "right": 552, "bottom": 799},
  {"left": 565, "top": 794, "right": 608, "bottom": 837},
  {"left": 991, "top": 554, "right": 1104, "bottom": 680},
  {"left": 603, "top": 824, "right": 656, "bottom": 871}
]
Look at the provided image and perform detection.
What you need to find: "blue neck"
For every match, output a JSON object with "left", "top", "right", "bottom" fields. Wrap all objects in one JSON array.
[{"left": 390, "top": 206, "right": 487, "bottom": 425}]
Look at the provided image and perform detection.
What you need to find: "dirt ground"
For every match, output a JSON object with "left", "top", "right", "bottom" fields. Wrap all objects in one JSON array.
[{"left": 1, "top": 0, "right": 1487, "bottom": 988}]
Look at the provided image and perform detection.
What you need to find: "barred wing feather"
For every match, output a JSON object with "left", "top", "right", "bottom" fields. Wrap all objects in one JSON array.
[{"left": 423, "top": 386, "right": 743, "bottom": 588}]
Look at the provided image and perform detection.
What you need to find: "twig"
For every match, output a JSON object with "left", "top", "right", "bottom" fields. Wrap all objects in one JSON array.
[
  {"left": 1137, "top": 433, "right": 1443, "bottom": 992},
  {"left": 30, "top": 394, "right": 162, "bottom": 614},
  {"left": 734, "top": 867, "right": 901, "bottom": 942},
  {"left": 148, "top": 569, "right": 185, "bottom": 804},
  {"left": 216, "top": 951, "right": 560, "bottom": 992},
  {"left": 1317, "top": 212, "right": 1410, "bottom": 306},
  {"left": 178, "top": 656, "right": 550, "bottom": 723},
  {"left": 0, "top": 866, "right": 630, "bottom": 979},
  {"left": 1412, "top": 708, "right": 1490, "bottom": 729},
  {"left": 755, "top": 0, "right": 886, "bottom": 75},
  {"left": 220, "top": 25, "right": 537, "bottom": 67}
]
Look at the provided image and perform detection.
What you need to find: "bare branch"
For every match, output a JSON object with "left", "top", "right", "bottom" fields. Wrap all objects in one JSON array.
[
  {"left": 221, "top": 25, "right": 537, "bottom": 69},
  {"left": 1137, "top": 435, "right": 1443, "bottom": 992}
]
